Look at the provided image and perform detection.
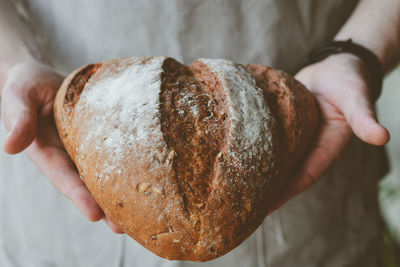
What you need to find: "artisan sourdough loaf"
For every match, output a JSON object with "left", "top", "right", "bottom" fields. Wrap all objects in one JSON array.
[{"left": 54, "top": 56, "right": 318, "bottom": 261}]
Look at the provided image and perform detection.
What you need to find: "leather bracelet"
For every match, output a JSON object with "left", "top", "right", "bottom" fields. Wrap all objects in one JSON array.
[{"left": 302, "top": 39, "right": 383, "bottom": 102}]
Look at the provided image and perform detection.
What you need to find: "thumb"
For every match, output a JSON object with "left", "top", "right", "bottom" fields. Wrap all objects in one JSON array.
[
  {"left": 1, "top": 75, "right": 38, "bottom": 154},
  {"left": 334, "top": 83, "right": 389, "bottom": 146}
]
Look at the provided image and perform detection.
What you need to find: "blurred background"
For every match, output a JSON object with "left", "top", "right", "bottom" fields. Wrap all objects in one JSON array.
[{"left": 377, "top": 66, "right": 400, "bottom": 266}]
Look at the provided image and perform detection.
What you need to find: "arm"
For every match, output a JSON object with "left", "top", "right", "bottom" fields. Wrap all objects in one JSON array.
[
  {"left": 277, "top": 0, "right": 400, "bottom": 205},
  {"left": 0, "top": 0, "right": 40, "bottom": 90},
  {"left": 0, "top": 0, "right": 121, "bottom": 232},
  {"left": 335, "top": 0, "right": 400, "bottom": 73}
]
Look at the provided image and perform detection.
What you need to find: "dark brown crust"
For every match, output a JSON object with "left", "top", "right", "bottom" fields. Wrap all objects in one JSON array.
[
  {"left": 245, "top": 64, "right": 318, "bottom": 216},
  {"left": 54, "top": 63, "right": 102, "bottom": 140},
  {"left": 245, "top": 64, "right": 318, "bottom": 165},
  {"left": 54, "top": 57, "right": 318, "bottom": 262},
  {"left": 160, "top": 58, "right": 228, "bottom": 215},
  {"left": 158, "top": 58, "right": 230, "bottom": 252},
  {"left": 63, "top": 63, "right": 102, "bottom": 109}
]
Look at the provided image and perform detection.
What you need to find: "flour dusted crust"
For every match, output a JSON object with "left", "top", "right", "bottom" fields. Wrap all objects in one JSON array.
[{"left": 54, "top": 57, "right": 318, "bottom": 261}]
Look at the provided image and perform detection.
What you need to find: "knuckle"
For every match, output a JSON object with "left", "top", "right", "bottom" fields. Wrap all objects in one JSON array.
[
  {"left": 69, "top": 183, "right": 103, "bottom": 222},
  {"left": 304, "top": 170, "right": 319, "bottom": 186},
  {"left": 69, "top": 183, "right": 87, "bottom": 203},
  {"left": 3, "top": 67, "right": 25, "bottom": 92},
  {"left": 343, "top": 79, "right": 368, "bottom": 91},
  {"left": 111, "top": 227, "right": 122, "bottom": 234},
  {"left": 2, "top": 63, "right": 42, "bottom": 98}
]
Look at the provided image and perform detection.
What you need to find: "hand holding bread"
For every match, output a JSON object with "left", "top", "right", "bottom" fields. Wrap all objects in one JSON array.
[
  {"left": 1, "top": 60, "right": 105, "bottom": 222},
  {"left": 281, "top": 53, "right": 390, "bottom": 207}
]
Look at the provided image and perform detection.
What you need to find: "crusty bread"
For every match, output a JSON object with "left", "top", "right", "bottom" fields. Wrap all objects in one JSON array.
[{"left": 54, "top": 56, "right": 318, "bottom": 261}]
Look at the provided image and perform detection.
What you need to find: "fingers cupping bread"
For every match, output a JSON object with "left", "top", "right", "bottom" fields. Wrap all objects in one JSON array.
[{"left": 54, "top": 57, "right": 318, "bottom": 261}]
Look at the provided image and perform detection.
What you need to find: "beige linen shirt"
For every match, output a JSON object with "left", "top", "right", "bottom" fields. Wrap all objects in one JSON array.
[{"left": 0, "top": 0, "right": 389, "bottom": 266}]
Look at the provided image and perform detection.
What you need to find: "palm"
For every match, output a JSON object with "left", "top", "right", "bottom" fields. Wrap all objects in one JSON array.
[{"left": 285, "top": 92, "right": 352, "bottom": 195}]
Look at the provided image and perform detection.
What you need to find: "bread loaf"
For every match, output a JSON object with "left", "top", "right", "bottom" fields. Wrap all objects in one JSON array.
[{"left": 54, "top": 56, "right": 318, "bottom": 261}]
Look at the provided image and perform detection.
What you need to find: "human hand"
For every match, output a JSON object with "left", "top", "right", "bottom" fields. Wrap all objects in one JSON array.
[
  {"left": 276, "top": 53, "right": 390, "bottom": 205},
  {"left": 1, "top": 60, "right": 123, "bottom": 233}
]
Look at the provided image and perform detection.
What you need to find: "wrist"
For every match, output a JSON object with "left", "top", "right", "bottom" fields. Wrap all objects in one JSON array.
[
  {"left": 303, "top": 39, "right": 383, "bottom": 103},
  {"left": 333, "top": 0, "right": 400, "bottom": 73},
  {"left": 333, "top": 34, "right": 394, "bottom": 73},
  {"left": 323, "top": 53, "right": 362, "bottom": 65}
]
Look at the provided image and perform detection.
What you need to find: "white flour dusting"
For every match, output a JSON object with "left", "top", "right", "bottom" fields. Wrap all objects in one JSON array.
[
  {"left": 76, "top": 57, "right": 169, "bottom": 179},
  {"left": 198, "top": 58, "right": 273, "bottom": 168},
  {"left": 74, "top": 57, "right": 273, "bottom": 183}
]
